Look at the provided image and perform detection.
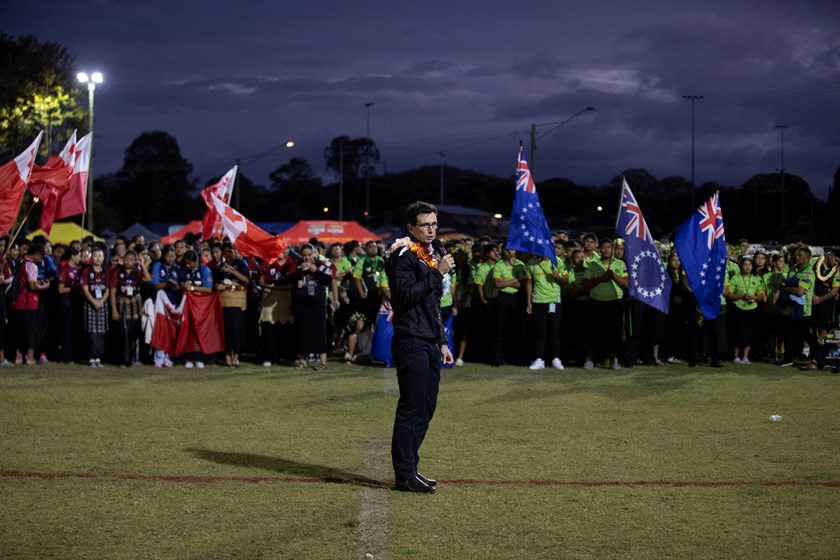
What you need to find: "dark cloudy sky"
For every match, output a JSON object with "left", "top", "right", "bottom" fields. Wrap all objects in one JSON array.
[{"left": 6, "top": 0, "right": 840, "bottom": 200}]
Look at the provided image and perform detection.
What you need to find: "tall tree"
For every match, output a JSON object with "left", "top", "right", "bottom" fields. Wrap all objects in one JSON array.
[
  {"left": 323, "top": 136, "right": 380, "bottom": 182},
  {"left": 103, "top": 131, "right": 198, "bottom": 225},
  {"left": 0, "top": 34, "right": 84, "bottom": 158},
  {"left": 269, "top": 157, "right": 322, "bottom": 192}
]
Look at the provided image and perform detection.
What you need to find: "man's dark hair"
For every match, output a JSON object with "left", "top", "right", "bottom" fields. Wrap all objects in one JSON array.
[
  {"left": 183, "top": 250, "right": 199, "bottom": 264},
  {"left": 27, "top": 243, "right": 45, "bottom": 256},
  {"left": 406, "top": 201, "right": 438, "bottom": 226}
]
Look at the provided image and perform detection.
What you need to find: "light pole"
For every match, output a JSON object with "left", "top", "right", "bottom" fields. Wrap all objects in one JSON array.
[
  {"left": 364, "top": 102, "right": 374, "bottom": 217},
  {"left": 439, "top": 151, "right": 446, "bottom": 205},
  {"left": 529, "top": 106, "right": 594, "bottom": 177},
  {"left": 77, "top": 71, "right": 103, "bottom": 232},
  {"left": 776, "top": 124, "right": 788, "bottom": 241},
  {"left": 682, "top": 94, "right": 703, "bottom": 210},
  {"left": 339, "top": 139, "right": 345, "bottom": 221}
]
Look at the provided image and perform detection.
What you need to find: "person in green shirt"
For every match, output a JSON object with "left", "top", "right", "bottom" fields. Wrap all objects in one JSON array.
[
  {"left": 724, "top": 256, "right": 765, "bottom": 364},
  {"left": 471, "top": 243, "right": 499, "bottom": 364},
  {"left": 492, "top": 247, "right": 525, "bottom": 367},
  {"left": 763, "top": 253, "right": 787, "bottom": 363},
  {"left": 779, "top": 246, "right": 816, "bottom": 366},
  {"left": 581, "top": 238, "right": 628, "bottom": 369},
  {"left": 353, "top": 240, "right": 385, "bottom": 324},
  {"left": 525, "top": 253, "right": 567, "bottom": 370}
]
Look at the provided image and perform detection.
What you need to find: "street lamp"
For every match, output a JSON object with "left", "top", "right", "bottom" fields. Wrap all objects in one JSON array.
[
  {"left": 776, "top": 124, "right": 788, "bottom": 241},
  {"left": 529, "top": 106, "right": 594, "bottom": 176},
  {"left": 439, "top": 151, "right": 446, "bottom": 205},
  {"left": 77, "top": 71, "right": 103, "bottom": 231},
  {"left": 364, "top": 102, "right": 374, "bottom": 217},
  {"left": 682, "top": 95, "right": 703, "bottom": 211}
]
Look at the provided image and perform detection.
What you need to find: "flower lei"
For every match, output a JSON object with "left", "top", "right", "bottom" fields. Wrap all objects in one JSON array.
[
  {"left": 390, "top": 236, "right": 437, "bottom": 269},
  {"left": 815, "top": 256, "right": 838, "bottom": 283}
]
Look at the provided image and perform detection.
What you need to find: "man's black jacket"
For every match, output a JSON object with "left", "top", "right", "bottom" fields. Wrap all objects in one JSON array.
[{"left": 386, "top": 241, "right": 447, "bottom": 346}]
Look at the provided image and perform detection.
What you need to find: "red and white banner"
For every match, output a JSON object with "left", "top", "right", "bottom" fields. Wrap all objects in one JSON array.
[
  {"left": 0, "top": 131, "right": 43, "bottom": 236},
  {"left": 55, "top": 132, "right": 91, "bottom": 219},
  {"left": 200, "top": 165, "right": 237, "bottom": 240},
  {"left": 150, "top": 291, "right": 225, "bottom": 356},
  {"left": 30, "top": 131, "right": 77, "bottom": 235},
  {"left": 212, "top": 193, "right": 286, "bottom": 264}
]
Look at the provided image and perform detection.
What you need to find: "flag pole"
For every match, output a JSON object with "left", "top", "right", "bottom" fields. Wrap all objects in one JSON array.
[
  {"left": 607, "top": 177, "right": 626, "bottom": 271},
  {"left": 3, "top": 184, "right": 48, "bottom": 259}
]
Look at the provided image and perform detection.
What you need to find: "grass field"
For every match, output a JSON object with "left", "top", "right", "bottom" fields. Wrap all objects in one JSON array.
[{"left": 1, "top": 359, "right": 839, "bottom": 559}]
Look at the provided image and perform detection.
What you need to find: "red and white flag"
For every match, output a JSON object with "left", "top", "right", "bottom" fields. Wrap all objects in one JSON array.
[
  {"left": 212, "top": 194, "right": 287, "bottom": 264},
  {"left": 54, "top": 132, "right": 92, "bottom": 220},
  {"left": 30, "top": 131, "right": 77, "bottom": 235},
  {"left": 200, "top": 165, "right": 237, "bottom": 240},
  {"left": 149, "top": 290, "right": 225, "bottom": 356},
  {"left": 0, "top": 131, "right": 43, "bottom": 236}
]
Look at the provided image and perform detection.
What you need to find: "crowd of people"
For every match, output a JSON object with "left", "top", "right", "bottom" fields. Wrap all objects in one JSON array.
[{"left": 1, "top": 229, "right": 838, "bottom": 372}]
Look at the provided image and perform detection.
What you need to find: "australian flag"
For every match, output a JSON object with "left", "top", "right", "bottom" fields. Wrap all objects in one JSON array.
[
  {"left": 616, "top": 178, "right": 671, "bottom": 314},
  {"left": 505, "top": 147, "right": 556, "bottom": 265},
  {"left": 674, "top": 192, "right": 727, "bottom": 320}
]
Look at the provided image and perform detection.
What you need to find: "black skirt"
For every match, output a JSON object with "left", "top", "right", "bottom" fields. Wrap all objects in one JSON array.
[
  {"left": 292, "top": 301, "right": 328, "bottom": 355},
  {"left": 222, "top": 307, "right": 246, "bottom": 352}
]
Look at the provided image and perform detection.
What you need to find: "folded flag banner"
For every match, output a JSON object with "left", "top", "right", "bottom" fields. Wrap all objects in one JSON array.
[
  {"left": 150, "top": 291, "right": 225, "bottom": 356},
  {"left": 0, "top": 131, "right": 43, "bottom": 236},
  {"left": 505, "top": 147, "right": 556, "bottom": 265},
  {"left": 211, "top": 193, "right": 286, "bottom": 264},
  {"left": 200, "top": 165, "right": 237, "bottom": 240},
  {"left": 616, "top": 178, "right": 671, "bottom": 313},
  {"left": 30, "top": 131, "right": 77, "bottom": 235},
  {"left": 674, "top": 192, "right": 727, "bottom": 320},
  {"left": 371, "top": 301, "right": 394, "bottom": 367}
]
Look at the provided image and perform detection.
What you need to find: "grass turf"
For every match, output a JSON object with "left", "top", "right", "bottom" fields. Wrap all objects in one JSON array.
[{"left": 1, "top": 360, "right": 839, "bottom": 559}]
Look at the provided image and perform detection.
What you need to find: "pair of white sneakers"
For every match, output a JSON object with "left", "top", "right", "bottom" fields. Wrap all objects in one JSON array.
[
  {"left": 184, "top": 361, "right": 205, "bottom": 369},
  {"left": 529, "top": 358, "right": 564, "bottom": 371}
]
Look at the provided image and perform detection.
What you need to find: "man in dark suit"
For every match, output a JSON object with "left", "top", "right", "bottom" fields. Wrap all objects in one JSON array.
[{"left": 387, "top": 201, "right": 455, "bottom": 493}]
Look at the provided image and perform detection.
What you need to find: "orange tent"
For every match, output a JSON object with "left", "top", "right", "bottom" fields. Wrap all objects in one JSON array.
[
  {"left": 280, "top": 220, "right": 379, "bottom": 244},
  {"left": 161, "top": 220, "right": 202, "bottom": 244}
]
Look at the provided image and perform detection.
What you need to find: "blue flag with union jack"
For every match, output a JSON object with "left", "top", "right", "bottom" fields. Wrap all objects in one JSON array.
[
  {"left": 674, "top": 192, "right": 727, "bottom": 320},
  {"left": 505, "top": 147, "right": 556, "bottom": 265},
  {"left": 616, "top": 178, "right": 671, "bottom": 314}
]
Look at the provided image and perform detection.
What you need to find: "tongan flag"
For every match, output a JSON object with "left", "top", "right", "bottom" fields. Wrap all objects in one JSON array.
[
  {"left": 505, "top": 147, "right": 556, "bottom": 264},
  {"left": 674, "top": 192, "right": 727, "bottom": 320},
  {"left": 54, "top": 132, "right": 92, "bottom": 219},
  {"left": 616, "top": 178, "right": 671, "bottom": 313},
  {"left": 32, "top": 131, "right": 77, "bottom": 235},
  {"left": 0, "top": 131, "right": 42, "bottom": 236},
  {"left": 211, "top": 193, "right": 287, "bottom": 264},
  {"left": 200, "top": 165, "right": 237, "bottom": 240}
]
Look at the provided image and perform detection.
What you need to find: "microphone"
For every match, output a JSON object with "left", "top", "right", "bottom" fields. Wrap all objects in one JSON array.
[{"left": 431, "top": 239, "right": 447, "bottom": 258}]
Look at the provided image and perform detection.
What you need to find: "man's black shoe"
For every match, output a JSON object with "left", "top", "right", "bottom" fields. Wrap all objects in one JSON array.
[
  {"left": 416, "top": 473, "right": 437, "bottom": 487},
  {"left": 394, "top": 476, "right": 436, "bottom": 493}
]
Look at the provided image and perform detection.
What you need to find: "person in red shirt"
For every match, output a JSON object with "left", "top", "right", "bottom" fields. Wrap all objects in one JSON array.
[
  {"left": 57, "top": 246, "right": 84, "bottom": 363},
  {"left": 81, "top": 247, "right": 110, "bottom": 367},
  {"left": 12, "top": 244, "right": 50, "bottom": 365},
  {"left": 109, "top": 250, "right": 151, "bottom": 367}
]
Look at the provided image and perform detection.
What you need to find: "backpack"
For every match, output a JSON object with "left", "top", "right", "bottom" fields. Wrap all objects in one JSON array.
[{"left": 4, "top": 262, "right": 25, "bottom": 302}]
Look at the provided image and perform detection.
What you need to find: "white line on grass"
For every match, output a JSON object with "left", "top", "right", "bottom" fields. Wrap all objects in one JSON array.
[{"left": 356, "top": 367, "right": 397, "bottom": 559}]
